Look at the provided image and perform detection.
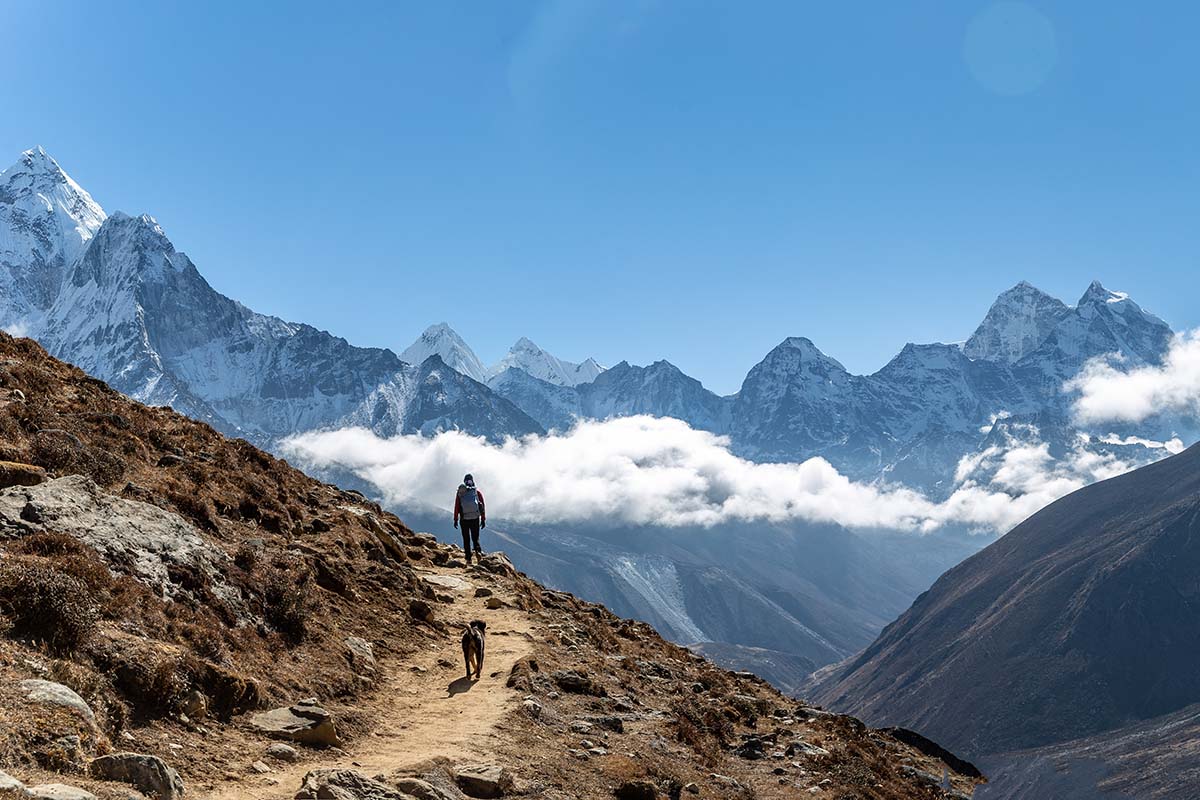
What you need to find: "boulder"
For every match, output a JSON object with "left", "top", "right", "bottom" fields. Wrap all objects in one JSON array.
[
  {"left": 484, "top": 597, "right": 502, "bottom": 610},
  {"left": 294, "top": 768, "right": 412, "bottom": 799},
  {"left": 454, "top": 764, "right": 512, "bottom": 798},
  {"left": 18, "top": 680, "right": 96, "bottom": 727},
  {"left": 0, "top": 461, "right": 45, "bottom": 489},
  {"left": 89, "top": 753, "right": 185, "bottom": 799},
  {"left": 250, "top": 699, "right": 341, "bottom": 747},
  {"left": 392, "top": 777, "right": 458, "bottom": 800},
  {"left": 409, "top": 599, "right": 433, "bottom": 623},
  {"left": 266, "top": 743, "right": 299, "bottom": 762},
  {"left": 473, "top": 587, "right": 492, "bottom": 598},
  {"left": 24, "top": 786, "right": 97, "bottom": 800}
]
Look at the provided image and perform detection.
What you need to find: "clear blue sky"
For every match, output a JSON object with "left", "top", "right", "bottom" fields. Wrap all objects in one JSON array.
[{"left": 3, "top": 1, "right": 1197, "bottom": 394}]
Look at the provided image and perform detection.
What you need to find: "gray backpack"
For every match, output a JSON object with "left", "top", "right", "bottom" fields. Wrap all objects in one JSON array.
[{"left": 459, "top": 486, "right": 480, "bottom": 519}]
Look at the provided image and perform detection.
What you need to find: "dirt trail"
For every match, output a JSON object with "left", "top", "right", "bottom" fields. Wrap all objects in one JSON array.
[{"left": 203, "top": 566, "right": 536, "bottom": 800}]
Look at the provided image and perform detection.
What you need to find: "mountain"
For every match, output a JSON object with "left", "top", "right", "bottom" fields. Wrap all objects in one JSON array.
[
  {"left": 579, "top": 360, "right": 732, "bottom": 433},
  {"left": 0, "top": 147, "right": 105, "bottom": 334},
  {"left": 0, "top": 150, "right": 540, "bottom": 444},
  {"left": 488, "top": 336, "right": 603, "bottom": 386},
  {"left": 805, "top": 443, "right": 1200, "bottom": 797},
  {"left": 485, "top": 366, "right": 582, "bottom": 431},
  {"left": 0, "top": 330, "right": 984, "bottom": 799},
  {"left": 400, "top": 322, "right": 489, "bottom": 383},
  {"left": 962, "top": 280, "right": 1072, "bottom": 363}
]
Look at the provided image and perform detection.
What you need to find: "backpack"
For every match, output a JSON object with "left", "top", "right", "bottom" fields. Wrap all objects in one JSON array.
[{"left": 459, "top": 485, "right": 480, "bottom": 519}]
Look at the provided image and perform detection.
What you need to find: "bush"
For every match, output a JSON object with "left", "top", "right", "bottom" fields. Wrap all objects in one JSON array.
[
  {"left": 0, "top": 561, "right": 98, "bottom": 654},
  {"left": 262, "top": 562, "right": 318, "bottom": 645}
]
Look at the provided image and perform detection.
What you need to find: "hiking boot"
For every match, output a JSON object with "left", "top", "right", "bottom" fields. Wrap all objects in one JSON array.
[{"left": 474, "top": 547, "right": 483, "bottom": 557}]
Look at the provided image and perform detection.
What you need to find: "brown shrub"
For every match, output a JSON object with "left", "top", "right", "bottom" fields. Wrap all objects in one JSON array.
[
  {"left": 0, "top": 561, "right": 98, "bottom": 654},
  {"left": 670, "top": 700, "right": 734, "bottom": 766},
  {"left": 262, "top": 561, "right": 319, "bottom": 645}
]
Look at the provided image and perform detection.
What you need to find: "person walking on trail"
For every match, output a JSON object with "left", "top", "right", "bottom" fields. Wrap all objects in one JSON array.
[{"left": 453, "top": 473, "right": 486, "bottom": 564}]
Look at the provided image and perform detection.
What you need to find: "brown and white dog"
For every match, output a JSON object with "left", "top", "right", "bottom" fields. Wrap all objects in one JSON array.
[{"left": 461, "top": 619, "right": 486, "bottom": 680}]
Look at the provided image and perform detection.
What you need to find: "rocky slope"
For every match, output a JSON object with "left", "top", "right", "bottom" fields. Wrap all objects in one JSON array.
[
  {"left": 805, "top": 443, "right": 1200, "bottom": 797},
  {"left": 0, "top": 332, "right": 982, "bottom": 799}
]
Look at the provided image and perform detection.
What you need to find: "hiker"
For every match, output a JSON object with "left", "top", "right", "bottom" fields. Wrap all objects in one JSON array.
[{"left": 453, "top": 473, "right": 486, "bottom": 564}]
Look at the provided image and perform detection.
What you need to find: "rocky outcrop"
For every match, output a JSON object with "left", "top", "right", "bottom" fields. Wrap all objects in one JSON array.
[
  {"left": 17, "top": 679, "right": 96, "bottom": 728},
  {"left": 0, "top": 476, "right": 233, "bottom": 604},
  {"left": 250, "top": 699, "right": 341, "bottom": 747},
  {"left": 295, "top": 769, "right": 414, "bottom": 800},
  {"left": 453, "top": 764, "right": 511, "bottom": 799},
  {"left": 88, "top": 752, "right": 185, "bottom": 799}
]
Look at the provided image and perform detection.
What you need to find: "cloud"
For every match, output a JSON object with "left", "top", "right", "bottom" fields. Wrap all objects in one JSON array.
[
  {"left": 1068, "top": 330, "right": 1200, "bottom": 424},
  {"left": 281, "top": 415, "right": 1147, "bottom": 535},
  {"left": 2, "top": 320, "right": 30, "bottom": 338}
]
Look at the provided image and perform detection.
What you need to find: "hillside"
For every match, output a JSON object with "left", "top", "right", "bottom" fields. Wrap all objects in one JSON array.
[
  {"left": 0, "top": 331, "right": 981, "bottom": 799},
  {"left": 806, "top": 442, "right": 1200, "bottom": 796}
]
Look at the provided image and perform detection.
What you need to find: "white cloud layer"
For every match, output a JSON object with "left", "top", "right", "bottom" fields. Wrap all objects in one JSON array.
[
  {"left": 1068, "top": 330, "right": 1200, "bottom": 424},
  {"left": 281, "top": 416, "right": 1149, "bottom": 535}
]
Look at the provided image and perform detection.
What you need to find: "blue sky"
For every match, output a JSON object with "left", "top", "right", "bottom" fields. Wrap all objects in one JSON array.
[{"left": 3, "top": 1, "right": 1197, "bottom": 394}]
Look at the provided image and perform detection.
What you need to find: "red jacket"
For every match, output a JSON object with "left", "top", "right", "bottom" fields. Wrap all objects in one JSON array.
[{"left": 453, "top": 487, "right": 485, "bottom": 524}]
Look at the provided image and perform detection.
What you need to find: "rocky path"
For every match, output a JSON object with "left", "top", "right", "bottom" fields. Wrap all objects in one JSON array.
[{"left": 203, "top": 565, "right": 536, "bottom": 800}]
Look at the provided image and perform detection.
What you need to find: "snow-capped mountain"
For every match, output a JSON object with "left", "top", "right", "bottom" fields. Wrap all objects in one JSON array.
[
  {"left": 400, "top": 323, "right": 489, "bottom": 383},
  {"left": 0, "top": 150, "right": 541, "bottom": 444},
  {"left": 0, "top": 147, "right": 105, "bottom": 334},
  {"left": 488, "top": 336, "right": 603, "bottom": 387},
  {"left": 961, "top": 280, "right": 1072, "bottom": 363}
]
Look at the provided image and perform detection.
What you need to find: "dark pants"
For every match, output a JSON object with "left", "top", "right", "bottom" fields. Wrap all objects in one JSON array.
[{"left": 460, "top": 517, "right": 481, "bottom": 558}]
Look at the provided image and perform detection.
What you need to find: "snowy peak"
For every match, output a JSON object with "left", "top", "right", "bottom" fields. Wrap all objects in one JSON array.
[
  {"left": 69, "top": 212, "right": 189, "bottom": 288},
  {"left": 0, "top": 147, "right": 107, "bottom": 332},
  {"left": 489, "top": 337, "right": 604, "bottom": 387},
  {"left": 400, "top": 323, "right": 488, "bottom": 383},
  {"left": 963, "top": 281, "right": 1071, "bottom": 364},
  {"left": 770, "top": 337, "right": 848, "bottom": 374}
]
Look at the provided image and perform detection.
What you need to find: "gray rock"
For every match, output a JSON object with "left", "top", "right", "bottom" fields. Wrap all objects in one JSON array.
[
  {"left": 251, "top": 760, "right": 272, "bottom": 774},
  {"left": 0, "top": 476, "right": 234, "bottom": 605},
  {"left": 294, "top": 768, "right": 411, "bottom": 799},
  {"left": 0, "top": 770, "right": 25, "bottom": 791},
  {"left": 250, "top": 699, "right": 341, "bottom": 747},
  {"left": 454, "top": 764, "right": 512, "bottom": 798},
  {"left": 393, "top": 777, "right": 459, "bottom": 800},
  {"left": 344, "top": 636, "right": 377, "bottom": 674},
  {"left": 18, "top": 679, "right": 96, "bottom": 726},
  {"left": 25, "top": 786, "right": 98, "bottom": 800},
  {"left": 266, "top": 743, "right": 299, "bottom": 762},
  {"left": 89, "top": 752, "right": 185, "bottom": 799}
]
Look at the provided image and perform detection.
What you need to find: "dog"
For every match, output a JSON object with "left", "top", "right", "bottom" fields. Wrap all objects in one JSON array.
[{"left": 461, "top": 619, "right": 487, "bottom": 680}]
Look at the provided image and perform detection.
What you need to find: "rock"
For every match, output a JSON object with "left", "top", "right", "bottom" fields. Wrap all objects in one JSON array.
[
  {"left": 266, "top": 743, "right": 299, "bottom": 762},
  {"left": 0, "top": 461, "right": 45, "bottom": 489},
  {"left": 0, "top": 477, "right": 232, "bottom": 604},
  {"left": 614, "top": 780, "right": 658, "bottom": 800},
  {"left": 24, "top": 786, "right": 98, "bottom": 800},
  {"left": 552, "top": 670, "right": 605, "bottom": 696},
  {"left": 0, "top": 770, "right": 25, "bottom": 792},
  {"left": 295, "top": 768, "right": 410, "bottom": 799},
  {"left": 683, "top": 783, "right": 699, "bottom": 795},
  {"left": 484, "top": 597, "right": 502, "bottom": 610},
  {"left": 180, "top": 689, "right": 208, "bottom": 720},
  {"left": 784, "top": 740, "right": 829, "bottom": 758},
  {"left": 18, "top": 680, "right": 96, "bottom": 727},
  {"left": 582, "top": 715, "right": 624, "bottom": 733},
  {"left": 393, "top": 777, "right": 458, "bottom": 800},
  {"left": 454, "top": 764, "right": 513, "bottom": 798},
  {"left": 250, "top": 699, "right": 341, "bottom": 747},
  {"left": 423, "top": 574, "right": 471, "bottom": 592},
  {"left": 505, "top": 657, "right": 539, "bottom": 691},
  {"left": 473, "top": 587, "right": 492, "bottom": 598},
  {"left": 251, "top": 760, "right": 272, "bottom": 774},
  {"left": 89, "top": 753, "right": 185, "bottom": 799},
  {"left": 344, "top": 636, "right": 377, "bottom": 674},
  {"left": 409, "top": 599, "right": 434, "bottom": 623},
  {"left": 733, "top": 738, "right": 766, "bottom": 760},
  {"left": 522, "top": 699, "right": 543, "bottom": 719}
]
